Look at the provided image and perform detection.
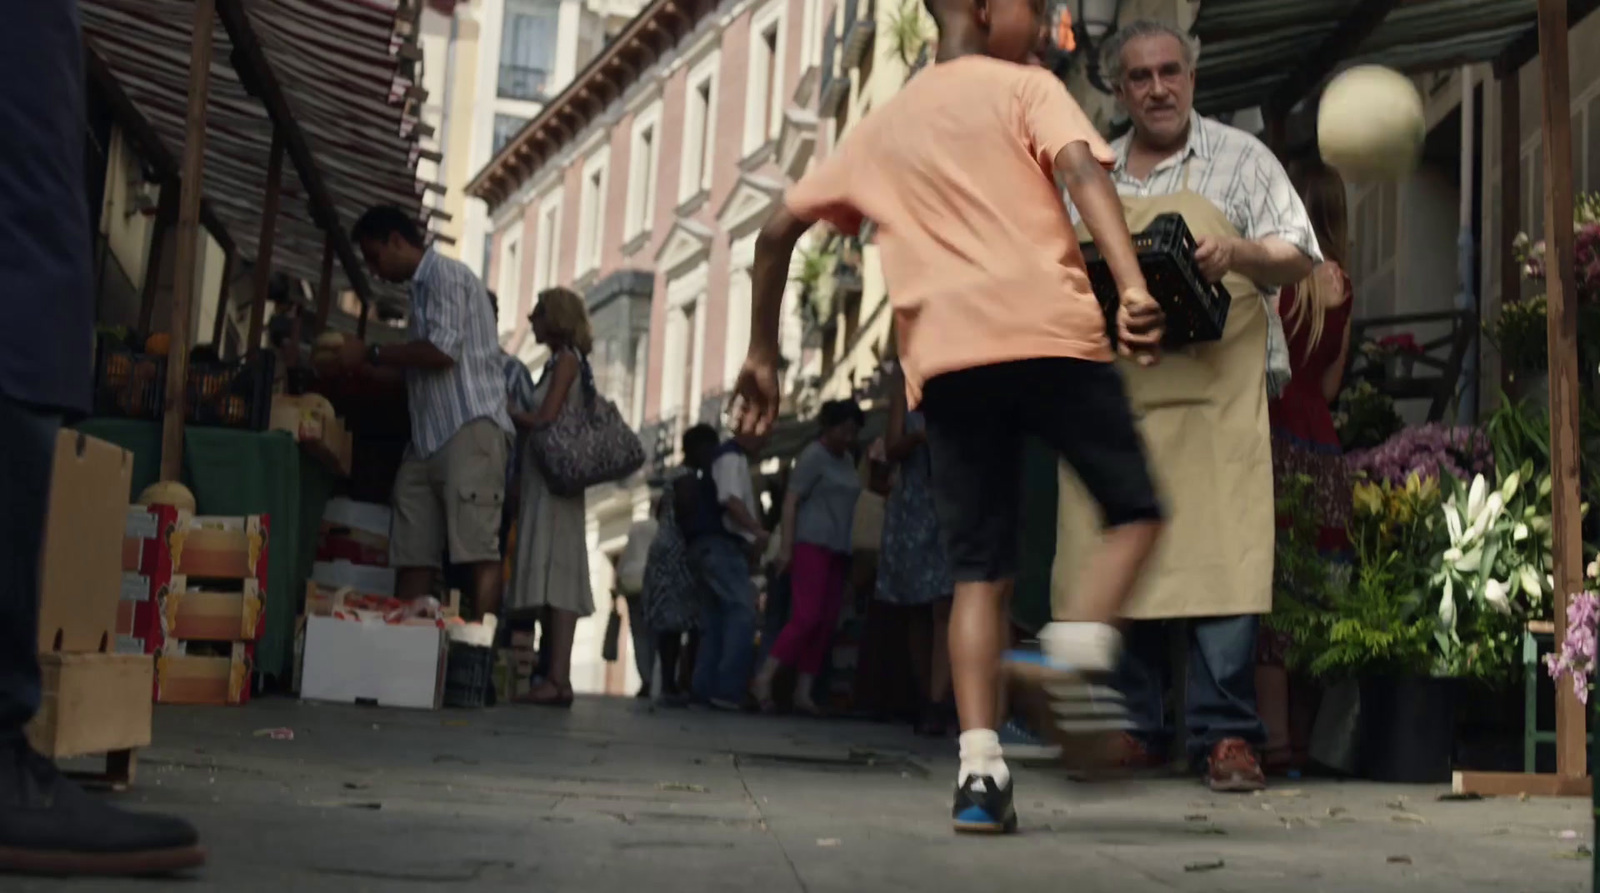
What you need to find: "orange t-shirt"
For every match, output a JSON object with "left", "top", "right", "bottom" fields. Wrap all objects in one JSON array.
[{"left": 785, "top": 56, "right": 1116, "bottom": 406}]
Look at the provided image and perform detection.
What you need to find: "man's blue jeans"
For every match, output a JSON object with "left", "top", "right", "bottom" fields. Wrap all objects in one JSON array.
[
  {"left": 690, "top": 536, "right": 757, "bottom": 705},
  {"left": 0, "top": 392, "right": 61, "bottom": 740},
  {"left": 1115, "top": 614, "right": 1268, "bottom": 764}
]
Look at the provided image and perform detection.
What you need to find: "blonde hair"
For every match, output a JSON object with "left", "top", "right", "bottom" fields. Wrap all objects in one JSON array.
[
  {"left": 1286, "top": 159, "right": 1350, "bottom": 353},
  {"left": 535, "top": 287, "right": 594, "bottom": 355}
]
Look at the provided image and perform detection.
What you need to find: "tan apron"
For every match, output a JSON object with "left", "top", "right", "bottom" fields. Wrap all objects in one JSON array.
[{"left": 1054, "top": 161, "right": 1274, "bottom": 619}]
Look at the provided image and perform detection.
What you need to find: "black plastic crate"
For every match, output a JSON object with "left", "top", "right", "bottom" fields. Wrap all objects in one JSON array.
[
  {"left": 443, "top": 642, "right": 494, "bottom": 708},
  {"left": 1080, "top": 213, "right": 1232, "bottom": 349},
  {"left": 92, "top": 337, "right": 275, "bottom": 431}
]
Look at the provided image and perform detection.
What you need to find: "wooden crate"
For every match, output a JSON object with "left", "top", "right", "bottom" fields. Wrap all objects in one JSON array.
[{"left": 25, "top": 652, "right": 153, "bottom": 790}]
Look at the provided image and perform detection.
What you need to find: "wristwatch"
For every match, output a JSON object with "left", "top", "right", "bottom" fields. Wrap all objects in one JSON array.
[{"left": 367, "top": 343, "right": 382, "bottom": 366}]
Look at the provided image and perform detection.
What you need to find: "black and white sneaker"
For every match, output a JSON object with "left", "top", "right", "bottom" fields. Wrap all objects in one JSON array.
[
  {"left": 951, "top": 773, "right": 1017, "bottom": 835},
  {"left": 1005, "top": 649, "right": 1132, "bottom": 777}
]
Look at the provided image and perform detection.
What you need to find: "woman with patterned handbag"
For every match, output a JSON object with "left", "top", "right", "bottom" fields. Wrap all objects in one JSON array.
[{"left": 507, "top": 288, "right": 597, "bottom": 707}]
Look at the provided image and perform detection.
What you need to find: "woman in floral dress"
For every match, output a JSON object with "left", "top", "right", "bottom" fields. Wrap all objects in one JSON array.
[
  {"left": 643, "top": 470, "right": 700, "bottom": 705},
  {"left": 875, "top": 363, "right": 955, "bottom": 736}
]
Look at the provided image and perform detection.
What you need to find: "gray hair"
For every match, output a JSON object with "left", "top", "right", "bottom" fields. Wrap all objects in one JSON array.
[{"left": 1099, "top": 19, "right": 1200, "bottom": 86}]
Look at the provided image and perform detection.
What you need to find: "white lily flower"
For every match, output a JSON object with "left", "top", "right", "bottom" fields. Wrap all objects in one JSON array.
[
  {"left": 1484, "top": 578, "right": 1512, "bottom": 614},
  {"left": 1444, "top": 547, "right": 1464, "bottom": 563},
  {"left": 1444, "top": 502, "right": 1464, "bottom": 542},
  {"left": 1520, "top": 564, "right": 1543, "bottom": 598},
  {"left": 1439, "top": 578, "right": 1457, "bottom": 627},
  {"left": 1588, "top": 558, "right": 1598, "bottom": 580},
  {"left": 1465, "top": 492, "right": 1505, "bottom": 542},
  {"left": 1467, "top": 475, "right": 1486, "bottom": 519},
  {"left": 1453, "top": 547, "right": 1484, "bottom": 573},
  {"left": 1500, "top": 470, "right": 1522, "bottom": 502},
  {"left": 1514, "top": 522, "right": 1530, "bottom": 542}
]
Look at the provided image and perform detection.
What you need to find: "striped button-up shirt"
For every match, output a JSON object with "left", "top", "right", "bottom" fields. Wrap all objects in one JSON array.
[
  {"left": 1069, "top": 113, "right": 1321, "bottom": 293},
  {"left": 404, "top": 248, "right": 513, "bottom": 458}
]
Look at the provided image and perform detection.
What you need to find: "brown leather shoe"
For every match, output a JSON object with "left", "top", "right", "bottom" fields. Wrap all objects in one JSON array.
[{"left": 1206, "top": 738, "right": 1267, "bottom": 792}]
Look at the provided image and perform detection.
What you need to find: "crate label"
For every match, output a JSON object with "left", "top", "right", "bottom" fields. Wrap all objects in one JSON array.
[
  {"left": 115, "top": 635, "right": 145, "bottom": 655},
  {"left": 121, "top": 573, "right": 150, "bottom": 602},
  {"left": 125, "top": 509, "right": 159, "bottom": 540}
]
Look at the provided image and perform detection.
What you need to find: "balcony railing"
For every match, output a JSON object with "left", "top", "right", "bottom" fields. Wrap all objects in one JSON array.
[
  {"left": 497, "top": 64, "right": 549, "bottom": 102},
  {"left": 841, "top": 0, "right": 876, "bottom": 70}
]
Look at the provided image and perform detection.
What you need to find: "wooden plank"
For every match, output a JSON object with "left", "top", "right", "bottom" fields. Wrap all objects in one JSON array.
[
  {"left": 136, "top": 181, "right": 179, "bottom": 335},
  {"left": 1499, "top": 71, "right": 1522, "bottom": 366},
  {"left": 1265, "top": 0, "right": 1404, "bottom": 116},
  {"left": 210, "top": 249, "right": 235, "bottom": 348},
  {"left": 246, "top": 129, "right": 286, "bottom": 359},
  {"left": 160, "top": 0, "right": 216, "bottom": 483},
  {"left": 1535, "top": 0, "right": 1588, "bottom": 781},
  {"left": 314, "top": 235, "right": 336, "bottom": 333},
  {"left": 1454, "top": 770, "right": 1592, "bottom": 798}
]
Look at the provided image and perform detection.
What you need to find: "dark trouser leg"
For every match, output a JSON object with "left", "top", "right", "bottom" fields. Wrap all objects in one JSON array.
[
  {"left": 0, "top": 393, "right": 59, "bottom": 738},
  {"left": 1114, "top": 620, "right": 1172, "bottom": 757},
  {"left": 624, "top": 595, "right": 655, "bottom": 689},
  {"left": 1184, "top": 614, "right": 1267, "bottom": 763},
  {"left": 657, "top": 632, "right": 683, "bottom": 695}
]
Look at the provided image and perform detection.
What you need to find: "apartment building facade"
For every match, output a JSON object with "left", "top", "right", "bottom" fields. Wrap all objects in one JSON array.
[{"left": 469, "top": 0, "right": 829, "bottom": 689}]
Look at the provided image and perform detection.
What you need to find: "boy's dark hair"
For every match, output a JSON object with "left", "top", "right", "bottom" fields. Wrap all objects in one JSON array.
[
  {"left": 681, "top": 423, "right": 720, "bottom": 460},
  {"left": 818, "top": 399, "right": 865, "bottom": 432},
  {"left": 350, "top": 205, "right": 424, "bottom": 248}
]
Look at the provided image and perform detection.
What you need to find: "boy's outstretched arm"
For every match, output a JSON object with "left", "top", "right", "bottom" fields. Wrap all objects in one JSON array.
[
  {"left": 732, "top": 205, "right": 814, "bottom": 437},
  {"left": 1057, "top": 141, "right": 1165, "bottom": 365}
]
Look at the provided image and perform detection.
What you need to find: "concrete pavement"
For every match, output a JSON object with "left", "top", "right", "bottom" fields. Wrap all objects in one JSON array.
[{"left": 18, "top": 696, "right": 1594, "bottom": 892}]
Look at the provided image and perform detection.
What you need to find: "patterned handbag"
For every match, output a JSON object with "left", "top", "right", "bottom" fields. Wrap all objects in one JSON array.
[{"left": 529, "top": 355, "right": 646, "bottom": 496}]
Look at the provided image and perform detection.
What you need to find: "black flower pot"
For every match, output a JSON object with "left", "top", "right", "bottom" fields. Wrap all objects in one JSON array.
[{"left": 1358, "top": 675, "right": 1458, "bottom": 784}]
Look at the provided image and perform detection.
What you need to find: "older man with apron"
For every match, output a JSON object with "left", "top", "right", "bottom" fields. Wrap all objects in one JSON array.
[{"left": 1056, "top": 20, "right": 1320, "bottom": 792}]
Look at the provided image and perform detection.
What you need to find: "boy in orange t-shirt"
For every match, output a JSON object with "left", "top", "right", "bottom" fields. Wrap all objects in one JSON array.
[{"left": 731, "top": 0, "right": 1166, "bottom": 834}]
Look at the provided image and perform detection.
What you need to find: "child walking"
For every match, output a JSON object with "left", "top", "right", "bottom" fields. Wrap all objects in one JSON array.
[{"left": 731, "top": 0, "right": 1166, "bottom": 834}]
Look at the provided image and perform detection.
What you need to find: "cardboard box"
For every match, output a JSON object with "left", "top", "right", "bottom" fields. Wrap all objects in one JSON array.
[
  {"left": 300, "top": 615, "right": 446, "bottom": 710},
  {"left": 26, "top": 653, "right": 153, "bottom": 759},
  {"left": 39, "top": 431, "right": 134, "bottom": 653},
  {"left": 155, "top": 643, "right": 251, "bottom": 705},
  {"left": 271, "top": 394, "right": 353, "bottom": 476},
  {"left": 310, "top": 560, "right": 395, "bottom": 598},
  {"left": 316, "top": 498, "right": 391, "bottom": 567}
]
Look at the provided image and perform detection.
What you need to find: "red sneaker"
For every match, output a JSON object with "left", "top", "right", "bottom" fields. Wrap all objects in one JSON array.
[{"left": 1207, "top": 738, "right": 1266, "bottom": 792}]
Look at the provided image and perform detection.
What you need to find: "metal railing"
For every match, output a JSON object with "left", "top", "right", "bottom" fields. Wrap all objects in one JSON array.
[{"left": 497, "top": 64, "right": 549, "bottom": 102}]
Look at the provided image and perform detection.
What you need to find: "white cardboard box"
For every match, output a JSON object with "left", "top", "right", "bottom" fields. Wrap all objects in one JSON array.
[{"left": 299, "top": 616, "right": 445, "bottom": 710}]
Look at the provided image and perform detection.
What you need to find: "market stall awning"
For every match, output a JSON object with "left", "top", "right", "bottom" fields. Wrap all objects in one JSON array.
[
  {"left": 1191, "top": 0, "right": 1599, "bottom": 117},
  {"left": 80, "top": 0, "right": 431, "bottom": 313}
]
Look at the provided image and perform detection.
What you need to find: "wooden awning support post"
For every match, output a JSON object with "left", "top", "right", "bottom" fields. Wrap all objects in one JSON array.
[
  {"left": 356, "top": 299, "right": 370, "bottom": 339},
  {"left": 313, "top": 234, "right": 335, "bottom": 334},
  {"left": 159, "top": 0, "right": 217, "bottom": 483},
  {"left": 1500, "top": 71, "right": 1522, "bottom": 350},
  {"left": 245, "top": 128, "right": 285, "bottom": 359},
  {"left": 1535, "top": 0, "right": 1588, "bottom": 782},
  {"left": 136, "top": 181, "right": 178, "bottom": 336}
]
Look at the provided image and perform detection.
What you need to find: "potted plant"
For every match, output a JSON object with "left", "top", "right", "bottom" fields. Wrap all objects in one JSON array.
[{"left": 1332, "top": 380, "right": 1403, "bottom": 453}]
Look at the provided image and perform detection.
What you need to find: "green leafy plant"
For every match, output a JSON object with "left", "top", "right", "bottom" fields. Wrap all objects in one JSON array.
[
  {"left": 791, "top": 244, "right": 837, "bottom": 329},
  {"left": 1333, "top": 380, "right": 1403, "bottom": 452},
  {"left": 1484, "top": 294, "right": 1551, "bottom": 377}
]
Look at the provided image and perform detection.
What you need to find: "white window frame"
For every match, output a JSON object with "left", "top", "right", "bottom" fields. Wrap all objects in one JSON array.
[
  {"left": 662, "top": 262, "right": 709, "bottom": 421},
  {"left": 678, "top": 52, "right": 721, "bottom": 203},
  {"left": 800, "top": 0, "right": 822, "bottom": 71},
  {"left": 532, "top": 189, "right": 564, "bottom": 295},
  {"left": 495, "top": 229, "right": 521, "bottom": 335},
  {"left": 577, "top": 147, "right": 609, "bottom": 277},
  {"left": 724, "top": 232, "right": 758, "bottom": 388},
  {"left": 743, "top": 1, "right": 788, "bottom": 155},
  {"left": 625, "top": 103, "right": 663, "bottom": 240}
]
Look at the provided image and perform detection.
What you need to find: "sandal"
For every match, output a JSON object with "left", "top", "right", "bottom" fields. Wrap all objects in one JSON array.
[{"left": 516, "top": 681, "right": 573, "bottom": 708}]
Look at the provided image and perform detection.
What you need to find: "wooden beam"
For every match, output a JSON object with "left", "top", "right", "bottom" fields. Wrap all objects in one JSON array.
[
  {"left": 246, "top": 129, "right": 286, "bottom": 359},
  {"left": 1266, "top": 0, "right": 1402, "bottom": 115},
  {"left": 1497, "top": 0, "right": 1600, "bottom": 76},
  {"left": 210, "top": 248, "right": 234, "bottom": 348},
  {"left": 1498, "top": 71, "right": 1522, "bottom": 340},
  {"left": 1535, "top": 0, "right": 1588, "bottom": 782},
  {"left": 356, "top": 299, "right": 370, "bottom": 339},
  {"left": 213, "top": 0, "right": 373, "bottom": 303},
  {"left": 1454, "top": 771, "right": 1592, "bottom": 798},
  {"left": 160, "top": 0, "right": 216, "bottom": 483},
  {"left": 136, "top": 181, "right": 179, "bottom": 335},
  {"left": 313, "top": 234, "right": 335, "bottom": 333}
]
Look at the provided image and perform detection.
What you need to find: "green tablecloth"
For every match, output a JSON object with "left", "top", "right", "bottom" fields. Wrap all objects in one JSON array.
[{"left": 76, "top": 418, "right": 338, "bottom": 682}]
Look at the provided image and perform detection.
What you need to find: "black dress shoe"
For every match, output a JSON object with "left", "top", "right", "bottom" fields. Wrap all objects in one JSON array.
[{"left": 0, "top": 738, "right": 205, "bottom": 876}]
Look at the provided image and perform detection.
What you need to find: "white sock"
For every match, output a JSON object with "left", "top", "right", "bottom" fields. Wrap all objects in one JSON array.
[
  {"left": 958, "top": 729, "right": 1009, "bottom": 787},
  {"left": 1040, "top": 622, "right": 1123, "bottom": 673}
]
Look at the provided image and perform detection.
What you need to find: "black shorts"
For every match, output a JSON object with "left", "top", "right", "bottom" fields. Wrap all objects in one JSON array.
[{"left": 920, "top": 357, "right": 1163, "bottom": 584}]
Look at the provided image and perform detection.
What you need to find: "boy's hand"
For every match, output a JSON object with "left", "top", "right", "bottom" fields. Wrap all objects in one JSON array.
[
  {"left": 1117, "top": 288, "right": 1164, "bottom": 367},
  {"left": 731, "top": 351, "right": 782, "bottom": 438}
]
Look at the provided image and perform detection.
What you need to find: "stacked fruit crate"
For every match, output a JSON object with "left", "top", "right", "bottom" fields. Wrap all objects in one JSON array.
[{"left": 120, "top": 506, "right": 270, "bottom": 705}]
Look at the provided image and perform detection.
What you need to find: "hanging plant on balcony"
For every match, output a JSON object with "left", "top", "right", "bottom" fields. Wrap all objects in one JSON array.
[
  {"left": 792, "top": 244, "right": 837, "bottom": 329},
  {"left": 885, "top": 0, "right": 931, "bottom": 69}
]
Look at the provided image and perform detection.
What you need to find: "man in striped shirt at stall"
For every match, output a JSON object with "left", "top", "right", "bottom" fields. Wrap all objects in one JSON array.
[{"left": 342, "top": 205, "right": 514, "bottom": 619}]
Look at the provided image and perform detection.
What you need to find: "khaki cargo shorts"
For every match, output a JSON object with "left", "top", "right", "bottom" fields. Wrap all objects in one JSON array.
[{"left": 391, "top": 417, "right": 508, "bottom": 568}]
